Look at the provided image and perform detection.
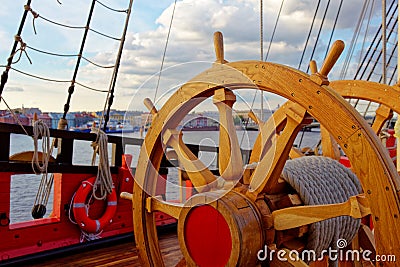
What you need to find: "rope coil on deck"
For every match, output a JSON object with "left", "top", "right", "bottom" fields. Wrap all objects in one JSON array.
[{"left": 281, "top": 156, "right": 362, "bottom": 266}]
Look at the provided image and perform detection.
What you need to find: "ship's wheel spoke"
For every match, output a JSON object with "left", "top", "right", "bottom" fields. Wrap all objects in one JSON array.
[
  {"left": 162, "top": 129, "right": 216, "bottom": 192},
  {"left": 320, "top": 125, "right": 341, "bottom": 160},
  {"left": 145, "top": 196, "right": 187, "bottom": 219},
  {"left": 249, "top": 101, "right": 292, "bottom": 163},
  {"left": 213, "top": 88, "right": 243, "bottom": 181},
  {"left": 247, "top": 104, "right": 309, "bottom": 197},
  {"left": 272, "top": 194, "right": 370, "bottom": 231},
  {"left": 370, "top": 105, "right": 393, "bottom": 134},
  {"left": 357, "top": 224, "right": 376, "bottom": 260}
]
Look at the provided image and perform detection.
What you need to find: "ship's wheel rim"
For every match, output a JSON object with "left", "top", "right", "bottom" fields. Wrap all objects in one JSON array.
[{"left": 133, "top": 60, "right": 400, "bottom": 267}]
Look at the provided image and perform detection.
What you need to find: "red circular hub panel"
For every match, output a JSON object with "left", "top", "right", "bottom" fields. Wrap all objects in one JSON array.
[{"left": 184, "top": 205, "right": 232, "bottom": 267}]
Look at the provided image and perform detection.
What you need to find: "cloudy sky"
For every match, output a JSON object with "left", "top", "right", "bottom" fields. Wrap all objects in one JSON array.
[{"left": 0, "top": 0, "right": 386, "bottom": 113}]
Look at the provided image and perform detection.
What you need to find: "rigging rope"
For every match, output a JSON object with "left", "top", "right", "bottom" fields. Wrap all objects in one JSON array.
[
  {"left": 339, "top": 0, "right": 371, "bottom": 79},
  {"left": 298, "top": 0, "right": 321, "bottom": 70},
  {"left": 306, "top": 0, "right": 331, "bottom": 74},
  {"left": 353, "top": 0, "right": 396, "bottom": 80},
  {"left": 102, "top": 0, "right": 134, "bottom": 131},
  {"left": 0, "top": 66, "right": 109, "bottom": 93},
  {"left": 356, "top": 0, "right": 375, "bottom": 78},
  {"left": 25, "top": 5, "right": 121, "bottom": 41},
  {"left": 90, "top": 127, "right": 113, "bottom": 200},
  {"left": 0, "top": 96, "right": 30, "bottom": 136},
  {"left": 153, "top": 0, "right": 177, "bottom": 104},
  {"left": 264, "top": 0, "right": 285, "bottom": 61},
  {"left": 62, "top": 0, "right": 96, "bottom": 120},
  {"left": 323, "top": 0, "right": 343, "bottom": 59},
  {"left": 26, "top": 45, "right": 115, "bottom": 68},
  {"left": 96, "top": 0, "right": 129, "bottom": 13}
]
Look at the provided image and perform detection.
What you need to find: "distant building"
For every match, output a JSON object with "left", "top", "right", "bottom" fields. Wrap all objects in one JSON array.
[
  {"left": 17, "top": 107, "right": 42, "bottom": 116},
  {"left": 26, "top": 113, "right": 52, "bottom": 128},
  {"left": 0, "top": 111, "right": 29, "bottom": 125},
  {"left": 74, "top": 112, "right": 95, "bottom": 127},
  {"left": 48, "top": 113, "right": 75, "bottom": 129}
]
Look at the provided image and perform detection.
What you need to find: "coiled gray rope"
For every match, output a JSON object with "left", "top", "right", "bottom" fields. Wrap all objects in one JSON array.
[{"left": 281, "top": 156, "right": 362, "bottom": 266}]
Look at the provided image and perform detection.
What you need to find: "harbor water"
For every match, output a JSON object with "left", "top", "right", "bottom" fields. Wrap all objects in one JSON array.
[{"left": 8, "top": 129, "right": 321, "bottom": 223}]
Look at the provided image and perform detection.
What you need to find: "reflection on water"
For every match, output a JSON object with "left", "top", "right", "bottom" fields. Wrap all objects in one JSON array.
[{"left": 8, "top": 129, "right": 321, "bottom": 223}]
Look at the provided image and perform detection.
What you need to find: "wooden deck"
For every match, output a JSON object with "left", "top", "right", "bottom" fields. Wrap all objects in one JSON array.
[{"left": 25, "top": 231, "right": 182, "bottom": 267}]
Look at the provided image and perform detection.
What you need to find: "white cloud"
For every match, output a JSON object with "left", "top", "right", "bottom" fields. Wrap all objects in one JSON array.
[{"left": 0, "top": 0, "right": 384, "bottom": 113}]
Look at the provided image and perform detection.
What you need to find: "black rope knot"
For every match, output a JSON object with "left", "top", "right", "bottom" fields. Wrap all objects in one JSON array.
[
  {"left": 68, "top": 84, "right": 75, "bottom": 94},
  {"left": 8, "top": 35, "right": 32, "bottom": 65},
  {"left": 24, "top": 5, "right": 40, "bottom": 34}
]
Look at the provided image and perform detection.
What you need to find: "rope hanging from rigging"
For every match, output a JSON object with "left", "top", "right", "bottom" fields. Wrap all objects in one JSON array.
[
  {"left": 90, "top": 127, "right": 113, "bottom": 200},
  {"left": 31, "top": 119, "right": 54, "bottom": 219}
]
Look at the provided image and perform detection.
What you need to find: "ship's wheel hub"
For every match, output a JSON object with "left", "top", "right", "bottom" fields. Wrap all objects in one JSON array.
[{"left": 177, "top": 191, "right": 264, "bottom": 266}]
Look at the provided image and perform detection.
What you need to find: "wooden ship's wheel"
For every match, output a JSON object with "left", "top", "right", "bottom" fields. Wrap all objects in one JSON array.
[
  {"left": 263, "top": 79, "right": 400, "bottom": 161},
  {"left": 285, "top": 80, "right": 400, "bottom": 161},
  {"left": 132, "top": 32, "right": 400, "bottom": 266}
]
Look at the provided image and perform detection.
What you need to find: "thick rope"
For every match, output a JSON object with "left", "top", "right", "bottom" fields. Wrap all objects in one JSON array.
[
  {"left": 31, "top": 120, "right": 54, "bottom": 219},
  {"left": 90, "top": 127, "right": 113, "bottom": 200},
  {"left": 281, "top": 156, "right": 362, "bottom": 266},
  {"left": 32, "top": 120, "right": 52, "bottom": 174}
]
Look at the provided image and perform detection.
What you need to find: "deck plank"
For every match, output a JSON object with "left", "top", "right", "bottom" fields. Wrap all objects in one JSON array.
[{"left": 26, "top": 231, "right": 182, "bottom": 267}]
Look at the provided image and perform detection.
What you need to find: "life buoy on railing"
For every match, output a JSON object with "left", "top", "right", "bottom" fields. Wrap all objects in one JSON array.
[{"left": 72, "top": 177, "right": 117, "bottom": 233}]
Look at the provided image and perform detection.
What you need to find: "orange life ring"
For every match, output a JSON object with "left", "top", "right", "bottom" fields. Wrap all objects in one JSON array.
[{"left": 72, "top": 177, "right": 117, "bottom": 233}]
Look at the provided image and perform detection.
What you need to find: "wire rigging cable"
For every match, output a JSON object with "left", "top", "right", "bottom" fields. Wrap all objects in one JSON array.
[
  {"left": 323, "top": 0, "right": 343, "bottom": 59},
  {"left": 298, "top": 0, "right": 322, "bottom": 70},
  {"left": 306, "top": 0, "right": 331, "bottom": 74},
  {"left": 353, "top": 0, "right": 396, "bottom": 80},
  {"left": 0, "top": 66, "right": 109, "bottom": 93},
  {"left": 25, "top": 5, "right": 121, "bottom": 40},
  {"left": 26, "top": 45, "right": 115, "bottom": 68},
  {"left": 264, "top": 0, "right": 285, "bottom": 61},
  {"left": 153, "top": 0, "right": 178, "bottom": 104},
  {"left": 95, "top": 0, "right": 129, "bottom": 13}
]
